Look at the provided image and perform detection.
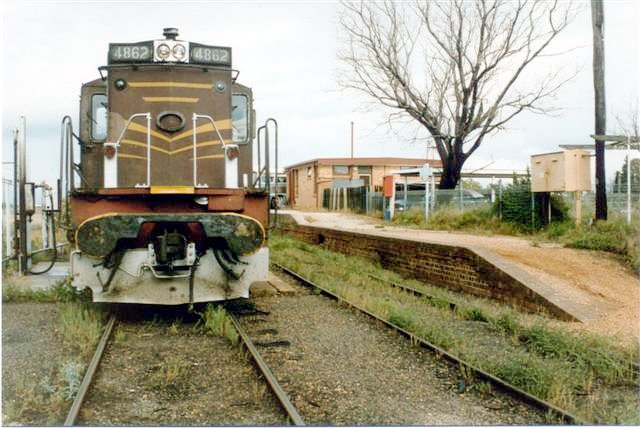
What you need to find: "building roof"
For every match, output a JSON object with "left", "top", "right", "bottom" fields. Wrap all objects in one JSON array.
[{"left": 284, "top": 157, "right": 441, "bottom": 170}]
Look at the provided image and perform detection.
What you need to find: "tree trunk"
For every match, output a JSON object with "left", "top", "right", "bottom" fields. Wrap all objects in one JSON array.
[
  {"left": 439, "top": 155, "right": 463, "bottom": 189},
  {"left": 592, "top": 0, "right": 607, "bottom": 220}
]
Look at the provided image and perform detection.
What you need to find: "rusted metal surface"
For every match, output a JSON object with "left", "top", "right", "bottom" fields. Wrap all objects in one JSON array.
[
  {"left": 77, "top": 212, "right": 264, "bottom": 258},
  {"left": 229, "top": 314, "right": 305, "bottom": 426},
  {"left": 64, "top": 315, "right": 116, "bottom": 426},
  {"left": 208, "top": 194, "right": 244, "bottom": 211},
  {"left": 71, "top": 193, "right": 268, "bottom": 228},
  {"left": 273, "top": 263, "right": 581, "bottom": 425}
]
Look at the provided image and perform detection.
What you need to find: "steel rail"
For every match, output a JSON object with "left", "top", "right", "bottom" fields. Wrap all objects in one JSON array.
[
  {"left": 370, "top": 273, "right": 639, "bottom": 379},
  {"left": 272, "top": 263, "right": 582, "bottom": 425},
  {"left": 64, "top": 315, "right": 117, "bottom": 426},
  {"left": 229, "top": 314, "right": 305, "bottom": 426}
]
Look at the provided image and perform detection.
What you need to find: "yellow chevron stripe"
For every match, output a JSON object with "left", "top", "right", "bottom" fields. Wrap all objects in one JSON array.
[
  {"left": 172, "top": 123, "right": 213, "bottom": 141},
  {"left": 118, "top": 153, "right": 146, "bottom": 160},
  {"left": 121, "top": 139, "right": 171, "bottom": 154},
  {"left": 127, "top": 122, "right": 172, "bottom": 142},
  {"left": 119, "top": 138, "right": 221, "bottom": 155},
  {"left": 171, "top": 140, "right": 222, "bottom": 155},
  {"left": 191, "top": 154, "right": 225, "bottom": 160},
  {"left": 143, "top": 97, "right": 199, "bottom": 103},
  {"left": 126, "top": 120, "right": 231, "bottom": 143},
  {"left": 129, "top": 81, "right": 213, "bottom": 89}
]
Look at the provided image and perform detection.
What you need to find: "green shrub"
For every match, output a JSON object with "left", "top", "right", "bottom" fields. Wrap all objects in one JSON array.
[
  {"left": 564, "top": 220, "right": 640, "bottom": 270},
  {"left": 391, "top": 207, "right": 425, "bottom": 226},
  {"left": 496, "top": 176, "right": 569, "bottom": 231}
]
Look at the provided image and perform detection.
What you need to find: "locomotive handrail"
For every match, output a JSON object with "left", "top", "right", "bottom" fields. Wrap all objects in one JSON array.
[
  {"left": 256, "top": 125, "right": 266, "bottom": 189},
  {"left": 110, "top": 113, "right": 151, "bottom": 188},
  {"left": 192, "top": 113, "right": 228, "bottom": 188},
  {"left": 58, "top": 116, "right": 75, "bottom": 229}
]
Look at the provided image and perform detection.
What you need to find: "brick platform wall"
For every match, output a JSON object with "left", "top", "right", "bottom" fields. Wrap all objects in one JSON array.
[{"left": 278, "top": 222, "right": 577, "bottom": 321}]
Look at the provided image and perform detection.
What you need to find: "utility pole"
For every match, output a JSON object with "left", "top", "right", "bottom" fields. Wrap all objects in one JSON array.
[
  {"left": 591, "top": 0, "right": 607, "bottom": 220},
  {"left": 350, "top": 121, "right": 354, "bottom": 158}
]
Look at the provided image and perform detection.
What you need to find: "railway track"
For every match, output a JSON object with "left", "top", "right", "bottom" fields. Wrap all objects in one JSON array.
[
  {"left": 228, "top": 313, "right": 305, "bottom": 426},
  {"left": 272, "top": 262, "right": 581, "bottom": 424},
  {"left": 64, "top": 315, "right": 117, "bottom": 426},
  {"left": 64, "top": 309, "right": 304, "bottom": 426}
]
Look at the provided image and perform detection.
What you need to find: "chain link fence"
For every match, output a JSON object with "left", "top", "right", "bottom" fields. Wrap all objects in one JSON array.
[{"left": 322, "top": 181, "right": 640, "bottom": 225}]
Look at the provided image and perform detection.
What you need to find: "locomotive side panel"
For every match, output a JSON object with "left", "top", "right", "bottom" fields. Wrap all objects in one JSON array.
[
  {"left": 108, "top": 67, "right": 233, "bottom": 188},
  {"left": 79, "top": 79, "right": 107, "bottom": 190}
]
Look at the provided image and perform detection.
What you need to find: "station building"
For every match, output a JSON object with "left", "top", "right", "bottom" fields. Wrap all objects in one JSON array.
[{"left": 284, "top": 157, "right": 441, "bottom": 210}]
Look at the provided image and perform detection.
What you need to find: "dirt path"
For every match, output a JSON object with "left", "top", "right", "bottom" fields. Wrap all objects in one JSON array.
[{"left": 281, "top": 210, "right": 640, "bottom": 344}]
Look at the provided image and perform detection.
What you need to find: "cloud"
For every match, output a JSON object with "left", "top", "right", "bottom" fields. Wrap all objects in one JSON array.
[{"left": 2, "top": 1, "right": 638, "bottom": 190}]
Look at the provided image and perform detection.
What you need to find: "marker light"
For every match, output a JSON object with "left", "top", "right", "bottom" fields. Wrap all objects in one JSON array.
[
  {"left": 172, "top": 44, "right": 186, "bottom": 61},
  {"left": 156, "top": 43, "right": 171, "bottom": 60}
]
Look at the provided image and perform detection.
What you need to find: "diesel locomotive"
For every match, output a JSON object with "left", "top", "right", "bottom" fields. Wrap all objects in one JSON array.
[{"left": 67, "top": 28, "right": 269, "bottom": 305}]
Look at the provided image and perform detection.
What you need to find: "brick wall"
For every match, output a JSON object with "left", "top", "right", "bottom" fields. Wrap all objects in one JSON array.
[{"left": 278, "top": 222, "right": 579, "bottom": 321}]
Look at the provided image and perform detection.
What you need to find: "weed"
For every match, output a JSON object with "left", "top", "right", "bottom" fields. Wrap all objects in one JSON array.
[
  {"left": 58, "top": 303, "right": 106, "bottom": 359},
  {"left": 269, "top": 232, "right": 639, "bottom": 423},
  {"left": 492, "top": 313, "right": 519, "bottom": 336},
  {"left": 563, "top": 220, "right": 640, "bottom": 271},
  {"left": 168, "top": 319, "right": 181, "bottom": 335},
  {"left": 388, "top": 308, "right": 416, "bottom": 331},
  {"left": 2, "top": 277, "right": 84, "bottom": 303},
  {"left": 3, "top": 359, "right": 82, "bottom": 426},
  {"left": 114, "top": 328, "right": 127, "bottom": 344},
  {"left": 61, "top": 361, "right": 84, "bottom": 400},
  {"left": 150, "top": 355, "right": 190, "bottom": 392},
  {"left": 472, "top": 381, "right": 492, "bottom": 395},
  {"left": 459, "top": 307, "right": 489, "bottom": 322},
  {"left": 197, "top": 304, "right": 239, "bottom": 345}
]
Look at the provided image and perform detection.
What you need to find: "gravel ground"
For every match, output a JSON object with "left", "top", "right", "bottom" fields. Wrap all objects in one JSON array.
[
  {"left": 284, "top": 210, "right": 640, "bottom": 344},
  {"left": 2, "top": 302, "right": 65, "bottom": 425},
  {"left": 238, "top": 282, "right": 547, "bottom": 425},
  {"left": 78, "top": 309, "right": 288, "bottom": 426}
]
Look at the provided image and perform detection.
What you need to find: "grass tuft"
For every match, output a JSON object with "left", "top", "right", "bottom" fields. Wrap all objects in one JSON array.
[
  {"left": 270, "top": 231, "right": 640, "bottom": 423},
  {"left": 150, "top": 355, "right": 190, "bottom": 393},
  {"left": 196, "top": 304, "right": 239, "bottom": 345},
  {"left": 58, "top": 303, "right": 106, "bottom": 359}
]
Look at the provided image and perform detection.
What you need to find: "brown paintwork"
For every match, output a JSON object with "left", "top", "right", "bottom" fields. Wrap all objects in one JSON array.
[
  {"left": 108, "top": 67, "right": 233, "bottom": 187},
  {"left": 71, "top": 37, "right": 266, "bottom": 257},
  {"left": 91, "top": 187, "right": 247, "bottom": 196},
  {"left": 71, "top": 193, "right": 268, "bottom": 230},
  {"left": 208, "top": 195, "right": 244, "bottom": 211},
  {"left": 79, "top": 78, "right": 107, "bottom": 190}
]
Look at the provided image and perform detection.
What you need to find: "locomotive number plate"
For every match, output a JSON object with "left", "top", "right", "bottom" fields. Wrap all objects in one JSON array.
[
  {"left": 190, "top": 44, "right": 231, "bottom": 66},
  {"left": 109, "top": 42, "right": 154, "bottom": 63}
]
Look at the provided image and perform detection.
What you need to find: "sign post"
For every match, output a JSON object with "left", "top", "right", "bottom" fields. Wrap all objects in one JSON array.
[{"left": 420, "top": 164, "right": 431, "bottom": 222}]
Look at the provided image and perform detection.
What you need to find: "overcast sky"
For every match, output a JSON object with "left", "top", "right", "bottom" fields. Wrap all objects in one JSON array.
[{"left": 2, "top": 1, "right": 639, "bottom": 189}]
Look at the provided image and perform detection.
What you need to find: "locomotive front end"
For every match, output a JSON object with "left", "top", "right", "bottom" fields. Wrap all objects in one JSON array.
[{"left": 69, "top": 29, "right": 269, "bottom": 305}]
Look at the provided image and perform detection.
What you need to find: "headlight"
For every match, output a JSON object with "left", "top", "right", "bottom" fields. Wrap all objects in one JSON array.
[
  {"left": 156, "top": 43, "right": 171, "bottom": 60},
  {"left": 172, "top": 44, "right": 186, "bottom": 61}
]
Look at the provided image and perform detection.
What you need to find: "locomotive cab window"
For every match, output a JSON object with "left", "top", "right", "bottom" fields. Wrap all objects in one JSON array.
[
  {"left": 90, "top": 94, "right": 108, "bottom": 141},
  {"left": 232, "top": 94, "right": 248, "bottom": 144}
]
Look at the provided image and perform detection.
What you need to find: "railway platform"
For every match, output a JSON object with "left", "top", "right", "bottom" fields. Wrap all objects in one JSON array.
[{"left": 277, "top": 210, "right": 640, "bottom": 342}]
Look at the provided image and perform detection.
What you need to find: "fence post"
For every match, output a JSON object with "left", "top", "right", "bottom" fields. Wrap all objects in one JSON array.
[
  {"left": 498, "top": 180, "right": 503, "bottom": 220},
  {"left": 343, "top": 187, "right": 347, "bottom": 211},
  {"left": 530, "top": 185, "right": 535, "bottom": 230}
]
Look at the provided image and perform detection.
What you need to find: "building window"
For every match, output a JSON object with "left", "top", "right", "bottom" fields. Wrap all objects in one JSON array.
[
  {"left": 357, "top": 166, "right": 372, "bottom": 174},
  {"left": 332, "top": 165, "right": 349, "bottom": 175},
  {"left": 307, "top": 166, "right": 312, "bottom": 178}
]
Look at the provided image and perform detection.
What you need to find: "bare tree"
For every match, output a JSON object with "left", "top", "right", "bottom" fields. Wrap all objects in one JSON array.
[{"left": 339, "top": 0, "right": 576, "bottom": 189}]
